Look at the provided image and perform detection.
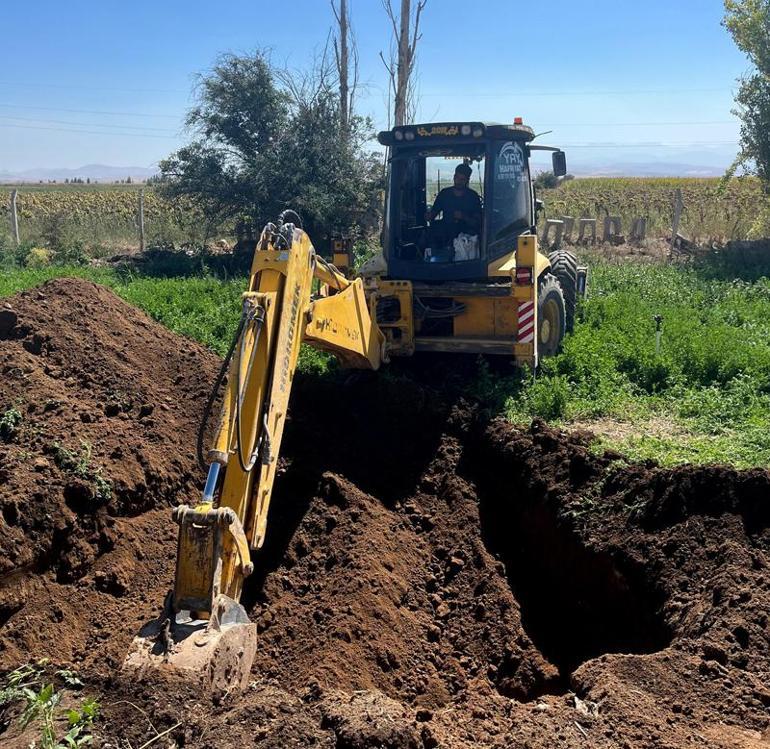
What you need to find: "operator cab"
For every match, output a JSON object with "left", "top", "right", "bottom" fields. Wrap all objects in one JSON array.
[{"left": 377, "top": 121, "right": 566, "bottom": 282}]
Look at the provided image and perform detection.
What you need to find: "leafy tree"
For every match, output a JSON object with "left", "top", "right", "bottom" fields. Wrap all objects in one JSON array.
[
  {"left": 533, "top": 171, "right": 559, "bottom": 190},
  {"left": 723, "top": 0, "right": 770, "bottom": 189},
  {"left": 159, "top": 51, "right": 382, "bottom": 244}
]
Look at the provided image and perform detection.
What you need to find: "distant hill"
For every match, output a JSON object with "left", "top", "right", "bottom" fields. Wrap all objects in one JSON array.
[
  {"left": 0, "top": 160, "right": 728, "bottom": 183},
  {"left": 570, "top": 162, "right": 726, "bottom": 178},
  {"left": 0, "top": 164, "right": 158, "bottom": 183}
]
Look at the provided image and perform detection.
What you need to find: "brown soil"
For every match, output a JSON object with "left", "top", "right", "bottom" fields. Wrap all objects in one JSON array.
[{"left": 2, "top": 279, "right": 770, "bottom": 748}]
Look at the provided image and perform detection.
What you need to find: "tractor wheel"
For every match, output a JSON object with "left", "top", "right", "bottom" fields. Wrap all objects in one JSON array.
[
  {"left": 537, "top": 274, "right": 566, "bottom": 359},
  {"left": 548, "top": 249, "right": 578, "bottom": 332}
]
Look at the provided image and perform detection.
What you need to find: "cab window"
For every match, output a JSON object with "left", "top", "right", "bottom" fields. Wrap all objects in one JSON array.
[
  {"left": 488, "top": 140, "right": 531, "bottom": 252},
  {"left": 389, "top": 147, "right": 485, "bottom": 264}
]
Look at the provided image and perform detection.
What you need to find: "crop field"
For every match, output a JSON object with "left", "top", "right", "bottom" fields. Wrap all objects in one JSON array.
[
  {"left": 540, "top": 176, "right": 768, "bottom": 242},
  {"left": 0, "top": 184, "right": 208, "bottom": 253},
  {"left": 2, "top": 178, "right": 768, "bottom": 262},
  {"left": 3, "top": 250, "right": 770, "bottom": 469}
]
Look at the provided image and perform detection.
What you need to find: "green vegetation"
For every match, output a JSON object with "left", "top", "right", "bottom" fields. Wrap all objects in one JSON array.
[
  {"left": 0, "top": 661, "right": 98, "bottom": 749},
  {"left": 502, "top": 256, "right": 770, "bottom": 467},
  {"left": 0, "top": 406, "right": 22, "bottom": 441},
  {"left": 723, "top": 0, "right": 770, "bottom": 189},
  {"left": 159, "top": 51, "right": 382, "bottom": 243},
  {"left": 541, "top": 176, "right": 768, "bottom": 242},
  {"left": 0, "top": 265, "right": 330, "bottom": 370},
  {"left": 0, "top": 185, "right": 207, "bottom": 256},
  {"left": 51, "top": 440, "right": 112, "bottom": 504},
  {"left": 2, "top": 176, "right": 768, "bottom": 266},
  {"left": 1, "top": 255, "right": 770, "bottom": 468}
]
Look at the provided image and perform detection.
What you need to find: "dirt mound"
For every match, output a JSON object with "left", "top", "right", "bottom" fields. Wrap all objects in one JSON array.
[
  {"left": 2, "top": 280, "right": 770, "bottom": 748},
  {"left": 0, "top": 278, "right": 218, "bottom": 667}
]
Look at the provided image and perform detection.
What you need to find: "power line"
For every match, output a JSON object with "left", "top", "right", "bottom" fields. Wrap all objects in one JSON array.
[
  {"left": 0, "top": 102, "right": 181, "bottom": 119},
  {"left": 556, "top": 141, "right": 739, "bottom": 149},
  {"left": 0, "top": 114, "right": 179, "bottom": 133},
  {"left": 0, "top": 80, "right": 736, "bottom": 98},
  {"left": 0, "top": 123, "right": 179, "bottom": 139},
  {"left": 420, "top": 87, "right": 735, "bottom": 98},
  {"left": 538, "top": 120, "right": 737, "bottom": 127},
  {"left": 0, "top": 80, "right": 188, "bottom": 95}
]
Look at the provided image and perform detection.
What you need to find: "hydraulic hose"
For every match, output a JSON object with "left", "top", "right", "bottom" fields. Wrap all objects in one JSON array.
[
  {"left": 196, "top": 302, "right": 267, "bottom": 477},
  {"left": 234, "top": 305, "right": 266, "bottom": 474},
  {"left": 196, "top": 312, "right": 247, "bottom": 473}
]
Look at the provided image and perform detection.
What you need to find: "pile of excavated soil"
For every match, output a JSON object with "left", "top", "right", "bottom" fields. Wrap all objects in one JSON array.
[
  {"left": 0, "top": 278, "right": 218, "bottom": 668},
  {"left": 2, "top": 279, "right": 770, "bottom": 748}
]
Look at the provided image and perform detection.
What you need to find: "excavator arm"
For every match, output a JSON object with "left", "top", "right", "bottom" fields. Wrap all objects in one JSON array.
[
  {"left": 175, "top": 218, "right": 383, "bottom": 612},
  {"left": 123, "top": 218, "right": 384, "bottom": 693}
]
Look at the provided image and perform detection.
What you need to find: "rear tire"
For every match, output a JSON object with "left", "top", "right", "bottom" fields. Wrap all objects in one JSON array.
[
  {"left": 537, "top": 274, "right": 566, "bottom": 359},
  {"left": 548, "top": 249, "right": 578, "bottom": 332}
]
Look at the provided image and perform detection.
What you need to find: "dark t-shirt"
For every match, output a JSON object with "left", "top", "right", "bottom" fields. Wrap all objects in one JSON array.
[{"left": 431, "top": 187, "right": 482, "bottom": 231}]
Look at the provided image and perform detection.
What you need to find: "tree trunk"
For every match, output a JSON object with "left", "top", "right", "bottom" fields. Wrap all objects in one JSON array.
[
  {"left": 394, "top": 0, "right": 410, "bottom": 126},
  {"left": 339, "top": 0, "right": 349, "bottom": 132}
]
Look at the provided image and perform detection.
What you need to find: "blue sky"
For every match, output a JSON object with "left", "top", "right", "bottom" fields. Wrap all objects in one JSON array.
[{"left": 0, "top": 0, "right": 750, "bottom": 173}]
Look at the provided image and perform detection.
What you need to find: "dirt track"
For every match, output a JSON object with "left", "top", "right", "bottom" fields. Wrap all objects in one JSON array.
[{"left": 2, "top": 278, "right": 770, "bottom": 748}]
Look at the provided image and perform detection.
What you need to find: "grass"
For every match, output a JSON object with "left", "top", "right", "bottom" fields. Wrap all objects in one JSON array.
[
  {"left": 1, "top": 256, "right": 769, "bottom": 468},
  {"left": 0, "top": 265, "right": 331, "bottom": 368},
  {"left": 500, "top": 256, "right": 770, "bottom": 467}
]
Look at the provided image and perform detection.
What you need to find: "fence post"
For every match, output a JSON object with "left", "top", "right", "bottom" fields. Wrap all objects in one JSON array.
[
  {"left": 543, "top": 219, "right": 564, "bottom": 250},
  {"left": 138, "top": 188, "right": 146, "bottom": 252},
  {"left": 670, "top": 188, "right": 683, "bottom": 253},
  {"left": 10, "top": 189, "right": 20, "bottom": 246}
]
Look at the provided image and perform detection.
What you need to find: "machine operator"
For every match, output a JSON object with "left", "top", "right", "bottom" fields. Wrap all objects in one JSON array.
[{"left": 425, "top": 163, "right": 482, "bottom": 244}]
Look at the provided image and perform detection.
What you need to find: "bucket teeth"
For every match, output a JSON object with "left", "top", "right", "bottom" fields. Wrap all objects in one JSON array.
[{"left": 121, "top": 594, "right": 256, "bottom": 698}]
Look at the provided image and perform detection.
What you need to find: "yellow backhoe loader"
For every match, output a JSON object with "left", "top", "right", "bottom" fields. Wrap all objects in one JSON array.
[{"left": 122, "top": 120, "right": 587, "bottom": 694}]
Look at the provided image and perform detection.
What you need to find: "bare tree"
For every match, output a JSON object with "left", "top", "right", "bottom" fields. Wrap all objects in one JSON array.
[
  {"left": 277, "top": 43, "right": 336, "bottom": 111},
  {"left": 380, "top": 0, "right": 427, "bottom": 126},
  {"left": 331, "top": 0, "right": 359, "bottom": 134}
]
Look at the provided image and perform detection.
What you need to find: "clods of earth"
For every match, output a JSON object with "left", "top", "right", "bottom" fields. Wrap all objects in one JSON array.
[{"left": 1, "top": 278, "right": 770, "bottom": 748}]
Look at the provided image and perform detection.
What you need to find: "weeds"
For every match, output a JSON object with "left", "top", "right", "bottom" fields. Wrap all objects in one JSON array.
[
  {"left": 0, "top": 406, "right": 22, "bottom": 441},
  {"left": 51, "top": 441, "right": 112, "bottom": 504},
  {"left": 0, "top": 662, "right": 98, "bottom": 749}
]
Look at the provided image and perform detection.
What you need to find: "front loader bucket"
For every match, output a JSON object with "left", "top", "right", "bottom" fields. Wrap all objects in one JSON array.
[{"left": 122, "top": 594, "right": 257, "bottom": 699}]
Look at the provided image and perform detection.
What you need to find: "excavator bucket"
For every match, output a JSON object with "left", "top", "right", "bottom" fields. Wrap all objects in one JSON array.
[
  {"left": 121, "top": 504, "right": 257, "bottom": 697},
  {"left": 122, "top": 593, "right": 257, "bottom": 698}
]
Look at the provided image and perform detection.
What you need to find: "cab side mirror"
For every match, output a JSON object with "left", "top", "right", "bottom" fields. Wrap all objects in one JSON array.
[{"left": 552, "top": 151, "right": 567, "bottom": 177}]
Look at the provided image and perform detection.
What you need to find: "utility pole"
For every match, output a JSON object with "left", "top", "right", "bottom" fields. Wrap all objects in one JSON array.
[{"left": 395, "top": 0, "right": 410, "bottom": 126}]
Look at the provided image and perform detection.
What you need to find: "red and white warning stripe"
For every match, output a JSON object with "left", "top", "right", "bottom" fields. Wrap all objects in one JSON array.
[{"left": 517, "top": 301, "right": 535, "bottom": 343}]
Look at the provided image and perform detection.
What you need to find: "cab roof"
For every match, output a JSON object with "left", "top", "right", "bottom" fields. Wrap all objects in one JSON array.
[{"left": 377, "top": 121, "right": 536, "bottom": 147}]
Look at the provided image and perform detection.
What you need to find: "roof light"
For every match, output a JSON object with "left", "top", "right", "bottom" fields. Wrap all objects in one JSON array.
[
  {"left": 514, "top": 117, "right": 523, "bottom": 125},
  {"left": 460, "top": 124, "right": 472, "bottom": 136},
  {"left": 472, "top": 126, "right": 483, "bottom": 138},
  {"left": 404, "top": 129, "right": 416, "bottom": 141},
  {"left": 394, "top": 129, "right": 404, "bottom": 141}
]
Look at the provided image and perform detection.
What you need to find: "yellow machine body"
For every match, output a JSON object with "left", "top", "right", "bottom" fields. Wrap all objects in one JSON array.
[{"left": 368, "top": 234, "right": 548, "bottom": 365}]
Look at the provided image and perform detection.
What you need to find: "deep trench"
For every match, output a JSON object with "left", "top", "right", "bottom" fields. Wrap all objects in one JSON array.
[
  {"left": 464, "top": 448, "right": 673, "bottom": 693},
  {"left": 244, "top": 372, "right": 674, "bottom": 695}
]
